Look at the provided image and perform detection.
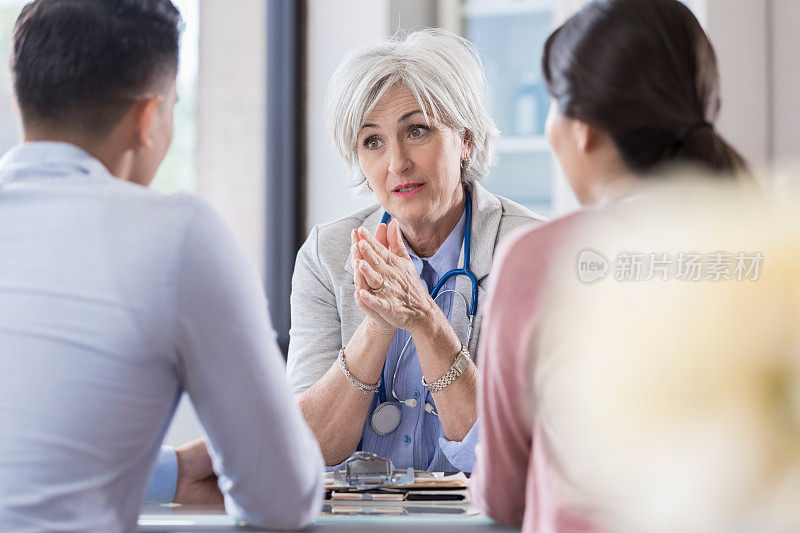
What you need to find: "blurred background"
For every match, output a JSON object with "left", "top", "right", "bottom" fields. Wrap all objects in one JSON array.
[{"left": 0, "top": 0, "right": 796, "bottom": 446}]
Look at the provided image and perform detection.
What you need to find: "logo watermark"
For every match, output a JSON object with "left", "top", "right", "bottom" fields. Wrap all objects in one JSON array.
[
  {"left": 577, "top": 249, "right": 610, "bottom": 284},
  {"left": 577, "top": 249, "right": 763, "bottom": 283}
]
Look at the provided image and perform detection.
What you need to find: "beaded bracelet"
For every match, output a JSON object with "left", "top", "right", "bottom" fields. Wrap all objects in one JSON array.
[{"left": 337, "top": 347, "right": 380, "bottom": 395}]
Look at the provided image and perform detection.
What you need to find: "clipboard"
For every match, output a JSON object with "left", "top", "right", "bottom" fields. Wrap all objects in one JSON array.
[{"left": 325, "top": 469, "right": 469, "bottom": 491}]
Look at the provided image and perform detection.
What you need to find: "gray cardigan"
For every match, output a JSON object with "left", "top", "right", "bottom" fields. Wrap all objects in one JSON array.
[{"left": 286, "top": 182, "right": 545, "bottom": 394}]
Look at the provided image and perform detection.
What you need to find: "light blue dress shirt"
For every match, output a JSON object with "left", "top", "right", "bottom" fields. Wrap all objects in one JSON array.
[
  {"left": 0, "top": 142, "right": 323, "bottom": 531},
  {"left": 145, "top": 447, "right": 178, "bottom": 503},
  {"left": 356, "top": 210, "right": 480, "bottom": 472}
]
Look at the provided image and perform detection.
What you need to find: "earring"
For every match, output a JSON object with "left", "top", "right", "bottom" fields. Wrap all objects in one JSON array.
[{"left": 366, "top": 181, "right": 373, "bottom": 192}]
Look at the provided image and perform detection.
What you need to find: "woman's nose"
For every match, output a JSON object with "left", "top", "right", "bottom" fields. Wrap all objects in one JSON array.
[{"left": 387, "top": 143, "right": 413, "bottom": 176}]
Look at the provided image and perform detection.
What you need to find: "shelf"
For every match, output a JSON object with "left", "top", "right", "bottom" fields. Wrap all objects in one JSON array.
[
  {"left": 464, "top": 0, "right": 553, "bottom": 18},
  {"left": 497, "top": 135, "right": 549, "bottom": 153}
]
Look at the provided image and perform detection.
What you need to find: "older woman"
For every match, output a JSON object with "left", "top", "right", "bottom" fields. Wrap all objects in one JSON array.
[{"left": 286, "top": 29, "right": 543, "bottom": 471}]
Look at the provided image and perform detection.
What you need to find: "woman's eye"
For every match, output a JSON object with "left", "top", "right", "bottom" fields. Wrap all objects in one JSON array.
[
  {"left": 409, "top": 125, "right": 429, "bottom": 139},
  {"left": 363, "top": 136, "right": 382, "bottom": 150}
]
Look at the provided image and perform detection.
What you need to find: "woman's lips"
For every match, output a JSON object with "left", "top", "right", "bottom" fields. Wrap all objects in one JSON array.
[{"left": 392, "top": 183, "right": 425, "bottom": 197}]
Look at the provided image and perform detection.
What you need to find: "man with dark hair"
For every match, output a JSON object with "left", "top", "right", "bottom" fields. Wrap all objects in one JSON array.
[{"left": 0, "top": 1, "right": 323, "bottom": 531}]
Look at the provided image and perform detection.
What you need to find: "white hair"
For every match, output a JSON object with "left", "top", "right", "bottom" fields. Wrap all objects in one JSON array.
[{"left": 324, "top": 28, "right": 499, "bottom": 189}]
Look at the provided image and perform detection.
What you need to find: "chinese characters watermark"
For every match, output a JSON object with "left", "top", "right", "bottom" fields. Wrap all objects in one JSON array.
[{"left": 577, "top": 249, "right": 763, "bottom": 284}]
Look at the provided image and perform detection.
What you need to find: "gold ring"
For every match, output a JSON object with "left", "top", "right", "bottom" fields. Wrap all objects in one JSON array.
[{"left": 370, "top": 279, "right": 387, "bottom": 294}]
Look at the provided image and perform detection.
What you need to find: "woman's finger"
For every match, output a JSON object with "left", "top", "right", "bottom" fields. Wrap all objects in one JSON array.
[
  {"left": 358, "top": 240, "right": 389, "bottom": 273},
  {"left": 358, "top": 259, "right": 385, "bottom": 291},
  {"left": 354, "top": 265, "right": 369, "bottom": 291},
  {"left": 354, "top": 289, "right": 384, "bottom": 322},
  {"left": 357, "top": 226, "right": 391, "bottom": 262},
  {"left": 388, "top": 220, "right": 411, "bottom": 259},
  {"left": 351, "top": 244, "right": 360, "bottom": 265},
  {"left": 356, "top": 288, "right": 391, "bottom": 316},
  {"left": 375, "top": 222, "right": 389, "bottom": 250},
  {"left": 351, "top": 231, "right": 363, "bottom": 266},
  {"left": 352, "top": 236, "right": 372, "bottom": 291}
]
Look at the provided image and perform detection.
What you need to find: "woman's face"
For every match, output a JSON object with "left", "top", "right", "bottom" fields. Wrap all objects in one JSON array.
[
  {"left": 546, "top": 98, "right": 631, "bottom": 206},
  {"left": 545, "top": 98, "right": 592, "bottom": 204},
  {"left": 357, "top": 84, "right": 467, "bottom": 227}
]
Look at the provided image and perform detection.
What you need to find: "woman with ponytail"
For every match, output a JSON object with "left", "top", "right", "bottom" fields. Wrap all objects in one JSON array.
[
  {"left": 540, "top": 0, "right": 747, "bottom": 203},
  {"left": 470, "top": 1, "right": 748, "bottom": 531}
]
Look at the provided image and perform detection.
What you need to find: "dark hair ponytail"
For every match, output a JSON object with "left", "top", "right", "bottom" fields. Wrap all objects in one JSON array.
[
  {"left": 672, "top": 122, "right": 747, "bottom": 174},
  {"left": 542, "top": 0, "right": 748, "bottom": 176}
]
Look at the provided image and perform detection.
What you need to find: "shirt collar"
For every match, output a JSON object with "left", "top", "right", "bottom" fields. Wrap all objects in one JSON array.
[
  {"left": 0, "top": 141, "right": 113, "bottom": 184},
  {"left": 406, "top": 208, "right": 467, "bottom": 278}
]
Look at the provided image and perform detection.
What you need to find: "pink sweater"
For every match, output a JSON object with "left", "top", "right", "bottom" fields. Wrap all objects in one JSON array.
[{"left": 470, "top": 213, "right": 596, "bottom": 533}]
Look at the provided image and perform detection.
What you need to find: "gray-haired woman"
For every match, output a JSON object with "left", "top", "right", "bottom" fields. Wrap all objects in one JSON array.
[{"left": 287, "top": 28, "right": 544, "bottom": 472}]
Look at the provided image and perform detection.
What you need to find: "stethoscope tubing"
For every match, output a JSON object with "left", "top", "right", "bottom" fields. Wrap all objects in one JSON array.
[
  {"left": 378, "top": 187, "right": 476, "bottom": 315},
  {"left": 375, "top": 185, "right": 478, "bottom": 405}
]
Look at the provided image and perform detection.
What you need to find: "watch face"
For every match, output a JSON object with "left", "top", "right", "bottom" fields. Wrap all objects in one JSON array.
[{"left": 454, "top": 354, "right": 469, "bottom": 373}]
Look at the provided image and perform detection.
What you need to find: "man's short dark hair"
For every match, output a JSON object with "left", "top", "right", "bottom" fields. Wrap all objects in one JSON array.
[{"left": 12, "top": 0, "right": 182, "bottom": 137}]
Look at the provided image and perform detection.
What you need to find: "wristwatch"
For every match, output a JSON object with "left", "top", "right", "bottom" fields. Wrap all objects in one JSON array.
[{"left": 421, "top": 345, "right": 471, "bottom": 393}]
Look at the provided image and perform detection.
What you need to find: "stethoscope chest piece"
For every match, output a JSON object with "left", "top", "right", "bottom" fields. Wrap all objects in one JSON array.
[{"left": 371, "top": 401, "right": 402, "bottom": 436}]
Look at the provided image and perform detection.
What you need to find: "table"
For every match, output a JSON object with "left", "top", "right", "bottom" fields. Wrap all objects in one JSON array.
[{"left": 138, "top": 500, "right": 519, "bottom": 532}]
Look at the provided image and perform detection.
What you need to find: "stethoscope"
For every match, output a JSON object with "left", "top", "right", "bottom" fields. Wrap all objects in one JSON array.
[{"left": 369, "top": 185, "right": 479, "bottom": 436}]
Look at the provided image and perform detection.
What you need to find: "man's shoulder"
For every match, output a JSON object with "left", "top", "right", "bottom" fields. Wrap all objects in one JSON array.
[
  {"left": 99, "top": 186, "right": 223, "bottom": 261},
  {"left": 107, "top": 185, "right": 211, "bottom": 227}
]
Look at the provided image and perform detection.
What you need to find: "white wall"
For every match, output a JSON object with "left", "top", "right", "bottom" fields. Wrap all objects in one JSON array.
[
  {"left": 389, "top": 0, "right": 435, "bottom": 33},
  {"left": 165, "top": 0, "right": 266, "bottom": 448},
  {"left": 304, "top": 0, "right": 391, "bottom": 233},
  {"left": 702, "top": 0, "right": 770, "bottom": 169},
  {"left": 695, "top": 0, "right": 800, "bottom": 176},
  {"left": 771, "top": 0, "right": 800, "bottom": 168},
  {"left": 196, "top": 0, "right": 266, "bottom": 271}
]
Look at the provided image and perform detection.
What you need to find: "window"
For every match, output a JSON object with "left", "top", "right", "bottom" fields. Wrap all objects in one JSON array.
[
  {"left": 152, "top": 0, "right": 198, "bottom": 194},
  {"left": 464, "top": 0, "right": 557, "bottom": 217}
]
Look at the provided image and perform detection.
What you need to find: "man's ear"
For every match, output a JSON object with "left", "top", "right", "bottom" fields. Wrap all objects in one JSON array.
[
  {"left": 133, "top": 94, "right": 163, "bottom": 149},
  {"left": 571, "top": 119, "right": 599, "bottom": 154}
]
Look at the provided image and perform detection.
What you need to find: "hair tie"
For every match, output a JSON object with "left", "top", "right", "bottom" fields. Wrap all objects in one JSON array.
[{"left": 677, "top": 121, "right": 713, "bottom": 143}]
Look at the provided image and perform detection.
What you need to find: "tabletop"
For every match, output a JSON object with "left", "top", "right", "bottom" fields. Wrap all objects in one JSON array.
[{"left": 138, "top": 500, "right": 520, "bottom": 532}]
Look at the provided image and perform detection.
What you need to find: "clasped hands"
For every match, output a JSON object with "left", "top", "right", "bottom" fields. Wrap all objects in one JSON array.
[{"left": 351, "top": 220, "right": 437, "bottom": 336}]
